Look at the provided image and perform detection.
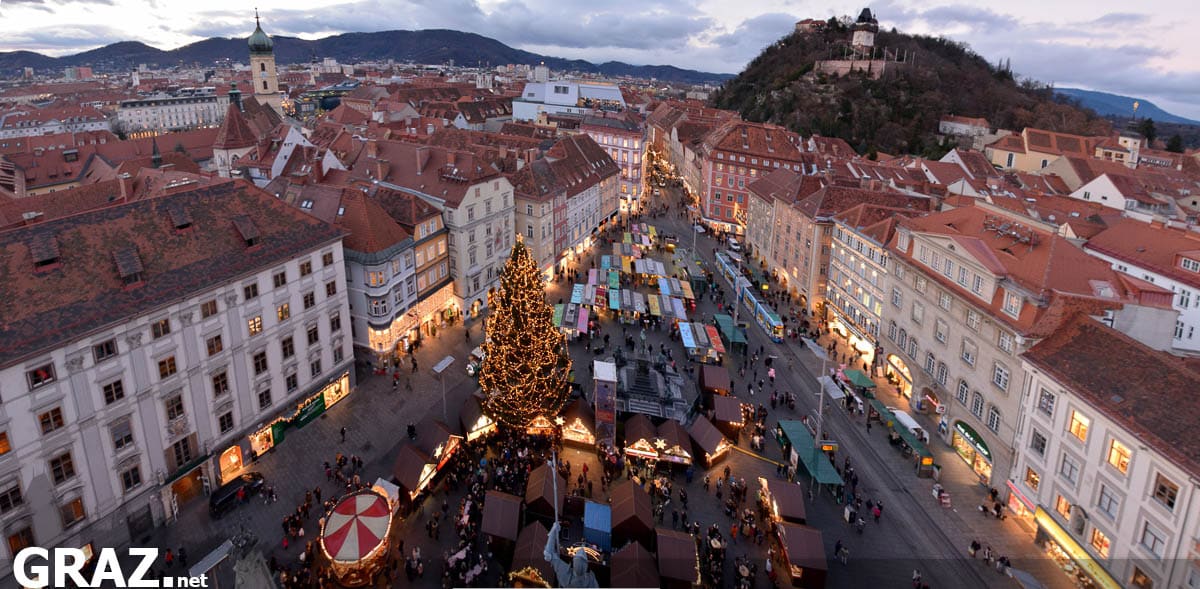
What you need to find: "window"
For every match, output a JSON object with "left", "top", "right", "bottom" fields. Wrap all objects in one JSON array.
[
  {"left": 914, "top": 276, "right": 927, "bottom": 293},
  {"left": 248, "top": 316, "right": 263, "bottom": 336},
  {"left": 281, "top": 337, "right": 295, "bottom": 359},
  {"left": 907, "top": 338, "right": 918, "bottom": 358},
  {"left": 50, "top": 452, "right": 75, "bottom": 484},
  {"left": 1182, "top": 258, "right": 1200, "bottom": 272},
  {"left": 1024, "top": 467, "right": 1041, "bottom": 491},
  {"left": 960, "top": 340, "right": 977, "bottom": 366},
  {"left": 158, "top": 356, "right": 178, "bottom": 379},
  {"left": 1069, "top": 411, "right": 1090, "bottom": 442},
  {"left": 956, "top": 380, "right": 969, "bottom": 405},
  {"left": 310, "top": 359, "right": 322, "bottom": 377},
  {"left": 966, "top": 310, "right": 981, "bottom": 331},
  {"left": 1055, "top": 494, "right": 1072, "bottom": 519},
  {"left": 891, "top": 288, "right": 902, "bottom": 307},
  {"left": 274, "top": 271, "right": 288, "bottom": 289},
  {"left": 244, "top": 283, "right": 259, "bottom": 300},
  {"left": 330, "top": 314, "right": 341, "bottom": 333},
  {"left": 206, "top": 334, "right": 224, "bottom": 356},
  {"left": 322, "top": 252, "right": 334, "bottom": 267},
  {"left": 39, "top": 407, "right": 64, "bottom": 434},
  {"left": 992, "top": 364, "right": 1010, "bottom": 391},
  {"left": 333, "top": 346, "right": 344, "bottom": 364},
  {"left": 286, "top": 373, "right": 298, "bottom": 392},
  {"left": 307, "top": 325, "right": 320, "bottom": 345},
  {"left": 212, "top": 372, "right": 229, "bottom": 397},
  {"left": 1030, "top": 430, "right": 1047, "bottom": 455},
  {"left": 1060, "top": 453, "right": 1080, "bottom": 485},
  {"left": 1003, "top": 292, "right": 1021, "bottom": 317},
  {"left": 111, "top": 419, "right": 133, "bottom": 451},
  {"left": 200, "top": 299, "right": 218, "bottom": 318},
  {"left": 218, "top": 412, "right": 234, "bottom": 434},
  {"left": 151, "top": 318, "right": 171, "bottom": 339},
  {"left": 938, "top": 291, "right": 951, "bottom": 310},
  {"left": 1153, "top": 474, "right": 1179, "bottom": 510},
  {"left": 986, "top": 407, "right": 1001, "bottom": 432},
  {"left": 1140, "top": 522, "right": 1165, "bottom": 557},
  {"left": 303, "top": 291, "right": 316, "bottom": 309},
  {"left": 1107, "top": 439, "right": 1132, "bottom": 474},
  {"left": 0, "top": 432, "right": 8, "bottom": 456},
  {"left": 277, "top": 303, "right": 290, "bottom": 322},
  {"left": 1037, "top": 389, "right": 1056, "bottom": 417},
  {"left": 1090, "top": 529, "right": 1111, "bottom": 558},
  {"left": 998, "top": 332, "right": 1014, "bottom": 353},
  {"left": 102, "top": 380, "right": 125, "bottom": 405},
  {"left": 936, "top": 362, "right": 948, "bottom": 385},
  {"left": 1097, "top": 485, "right": 1119, "bottom": 519},
  {"left": 888, "top": 321, "right": 898, "bottom": 341},
  {"left": 924, "top": 352, "right": 936, "bottom": 374},
  {"left": 27, "top": 363, "right": 55, "bottom": 389},
  {"left": 325, "top": 281, "right": 337, "bottom": 297},
  {"left": 253, "top": 351, "right": 269, "bottom": 375},
  {"left": 0, "top": 482, "right": 23, "bottom": 514},
  {"left": 165, "top": 395, "right": 185, "bottom": 420},
  {"left": 971, "top": 393, "right": 984, "bottom": 418},
  {"left": 935, "top": 319, "right": 948, "bottom": 343},
  {"left": 258, "top": 388, "right": 273, "bottom": 411},
  {"left": 93, "top": 339, "right": 118, "bottom": 363},
  {"left": 120, "top": 466, "right": 142, "bottom": 492},
  {"left": 912, "top": 302, "right": 924, "bottom": 324},
  {"left": 299, "top": 261, "right": 313, "bottom": 277},
  {"left": 1132, "top": 567, "right": 1155, "bottom": 589}
]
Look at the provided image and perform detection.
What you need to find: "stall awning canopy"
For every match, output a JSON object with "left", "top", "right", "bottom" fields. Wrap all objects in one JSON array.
[
  {"left": 844, "top": 369, "right": 876, "bottom": 388},
  {"left": 818, "top": 376, "right": 845, "bottom": 401},
  {"left": 892, "top": 422, "right": 933, "bottom": 458},
  {"left": 679, "top": 323, "right": 696, "bottom": 349},
  {"left": 714, "top": 314, "right": 747, "bottom": 344},
  {"left": 777, "top": 420, "right": 844, "bottom": 486}
]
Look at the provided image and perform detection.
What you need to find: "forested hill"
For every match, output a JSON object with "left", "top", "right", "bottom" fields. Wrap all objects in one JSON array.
[{"left": 710, "top": 19, "right": 1112, "bottom": 157}]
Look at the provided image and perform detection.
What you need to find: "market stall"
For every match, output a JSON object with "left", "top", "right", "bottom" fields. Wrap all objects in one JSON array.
[
  {"left": 699, "top": 365, "right": 732, "bottom": 409},
  {"left": 657, "top": 528, "right": 702, "bottom": 589},
  {"left": 319, "top": 491, "right": 393, "bottom": 587},
  {"left": 560, "top": 398, "right": 596, "bottom": 447},
  {"left": 482, "top": 490, "right": 524, "bottom": 548},
  {"left": 711, "top": 394, "right": 747, "bottom": 439},
  {"left": 526, "top": 414, "right": 557, "bottom": 437},
  {"left": 623, "top": 414, "right": 660, "bottom": 462},
  {"left": 758, "top": 477, "right": 807, "bottom": 524},
  {"left": 688, "top": 416, "right": 732, "bottom": 467},
  {"left": 583, "top": 501, "right": 612, "bottom": 552},
  {"left": 610, "top": 542, "right": 659, "bottom": 589},
  {"left": 656, "top": 419, "right": 693, "bottom": 466},
  {"left": 774, "top": 522, "right": 827, "bottom": 588},
  {"left": 509, "top": 521, "right": 555, "bottom": 589},
  {"left": 390, "top": 419, "right": 464, "bottom": 508},
  {"left": 524, "top": 463, "right": 566, "bottom": 523},
  {"left": 610, "top": 480, "right": 654, "bottom": 549},
  {"left": 460, "top": 394, "right": 497, "bottom": 442}
]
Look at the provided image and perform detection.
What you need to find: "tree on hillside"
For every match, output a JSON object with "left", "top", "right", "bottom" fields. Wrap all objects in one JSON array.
[
  {"left": 1137, "top": 118, "right": 1158, "bottom": 144},
  {"left": 1167, "top": 134, "right": 1184, "bottom": 153},
  {"left": 479, "top": 237, "right": 572, "bottom": 428}
]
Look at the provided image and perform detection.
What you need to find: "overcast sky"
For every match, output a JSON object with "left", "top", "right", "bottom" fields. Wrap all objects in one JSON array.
[{"left": 2, "top": 0, "right": 1198, "bottom": 118}]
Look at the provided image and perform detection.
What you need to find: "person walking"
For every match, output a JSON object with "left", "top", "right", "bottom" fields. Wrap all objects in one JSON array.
[{"left": 340, "top": 427, "right": 347, "bottom": 442}]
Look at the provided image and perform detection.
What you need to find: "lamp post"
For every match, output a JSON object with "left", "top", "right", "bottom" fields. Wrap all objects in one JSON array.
[
  {"left": 433, "top": 355, "right": 455, "bottom": 422},
  {"left": 804, "top": 338, "right": 831, "bottom": 494}
]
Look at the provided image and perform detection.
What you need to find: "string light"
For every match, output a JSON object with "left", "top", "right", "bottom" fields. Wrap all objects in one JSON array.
[{"left": 480, "top": 237, "right": 573, "bottom": 429}]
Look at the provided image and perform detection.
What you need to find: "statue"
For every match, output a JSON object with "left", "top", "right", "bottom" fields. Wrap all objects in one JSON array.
[{"left": 543, "top": 522, "right": 598, "bottom": 588}]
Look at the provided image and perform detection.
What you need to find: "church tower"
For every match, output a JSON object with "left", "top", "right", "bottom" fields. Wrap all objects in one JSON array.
[
  {"left": 248, "top": 10, "right": 282, "bottom": 115},
  {"left": 851, "top": 8, "right": 879, "bottom": 55}
]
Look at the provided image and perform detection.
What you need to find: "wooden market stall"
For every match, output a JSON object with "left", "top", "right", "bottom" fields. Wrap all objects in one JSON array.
[
  {"left": 610, "top": 480, "right": 654, "bottom": 549},
  {"left": 758, "top": 477, "right": 808, "bottom": 524},
  {"left": 699, "top": 365, "right": 732, "bottom": 409},
  {"left": 460, "top": 393, "right": 496, "bottom": 442},
  {"left": 623, "top": 414, "right": 660, "bottom": 462},
  {"left": 482, "top": 490, "right": 524, "bottom": 552},
  {"left": 610, "top": 542, "right": 659, "bottom": 589},
  {"left": 657, "top": 528, "right": 702, "bottom": 589},
  {"left": 656, "top": 419, "right": 693, "bottom": 466},
  {"left": 509, "top": 521, "right": 555, "bottom": 588},
  {"left": 775, "top": 522, "right": 827, "bottom": 588},
  {"left": 524, "top": 463, "right": 566, "bottom": 524},
  {"left": 560, "top": 398, "right": 596, "bottom": 447},
  {"left": 711, "top": 394, "right": 746, "bottom": 439},
  {"left": 688, "top": 416, "right": 732, "bottom": 467}
]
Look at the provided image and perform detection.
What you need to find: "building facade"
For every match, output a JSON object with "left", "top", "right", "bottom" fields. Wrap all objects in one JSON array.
[
  {"left": 580, "top": 115, "right": 645, "bottom": 205},
  {"left": 0, "top": 181, "right": 353, "bottom": 581},
  {"left": 115, "top": 93, "right": 228, "bottom": 136},
  {"left": 699, "top": 121, "right": 805, "bottom": 233},
  {"left": 247, "top": 13, "right": 283, "bottom": 115}
]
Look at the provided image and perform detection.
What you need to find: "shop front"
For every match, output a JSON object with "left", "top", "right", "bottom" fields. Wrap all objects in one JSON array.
[
  {"left": 1005, "top": 480, "right": 1036, "bottom": 524},
  {"left": 828, "top": 311, "right": 877, "bottom": 369},
  {"left": 247, "top": 373, "right": 353, "bottom": 461},
  {"left": 1033, "top": 507, "right": 1121, "bottom": 589},
  {"left": 885, "top": 354, "right": 912, "bottom": 398},
  {"left": 951, "top": 420, "right": 993, "bottom": 484},
  {"left": 216, "top": 441, "right": 249, "bottom": 484}
]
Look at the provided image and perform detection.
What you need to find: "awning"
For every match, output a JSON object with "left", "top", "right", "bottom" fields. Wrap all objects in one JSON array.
[
  {"left": 679, "top": 323, "right": 696, "bottom": 349},
  {"left": 818, "top": 376, "right": 845, "bottom": 400},
  {"left": 601, "top": 255, "right": 612, "bottom": 271},
  {"left": 892, "top": 424, "right": 932, "bottom": 458},
  {"left": 570, "top": 284, "right": 585, "bottom": 305},
  {"left": 609, "top": 290, "right": 621, "bottom": 311},
  {"left": 679, "top": 281, "right": 695, "bottom": 300},
  {"left": 776, "top": 420, "right": 843, "bottom": 486},
  {"left": 670, "top": 297, "right": 687, "bottom": 321},
  {"left": 647, "top": 295, "right": 661, "bottom": 316},
  {"left": 622, "top": 257, "right": 632, "bottom": 274},
  {"left": 553, "top": 304, "right": 564, "bottom": 327},
  {"left": 1034, "top": 508, "right": 1122, "bottom": 589},
  {"left": 587, "top": 269, "right": 598, "bottom": 285},
  {"left": 658, "top": 277, "right": 672, "bottom": 297},
  {"left": 633, "top": 292, "right": 646, "bottom": 314},
  {"left": 705, "top": 325, "right": 726, "bottom": 354},
  {"left": 714, "top": 314, "right": 747, "bottom": 345},
  {"left": 869, "top": 399, "right": 892, "bottom": 420},
  {"left": 843, "top": 369, "right": 876, "bottom": 388},
  {"left": 577, "top": 307, "right": 590, "bottom": 334},
  {"left": 608, "top": 270, "right": 620, "bottom": 290}
]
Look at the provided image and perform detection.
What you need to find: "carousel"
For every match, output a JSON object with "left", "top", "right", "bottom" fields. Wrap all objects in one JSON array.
[{"left": 320, "top": 491, "right": 394, "bottom": 586}]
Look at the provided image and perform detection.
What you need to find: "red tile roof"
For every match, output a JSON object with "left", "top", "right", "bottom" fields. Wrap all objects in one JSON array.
[
  {"left": 1083, "top": 217, "right": 1200, "bottom": 289},
  {"left": 1022, "top": 313, "right": 1200, "bottom": 478},
  {"left": 213, "top": 103, "right": 257, "bottom": 150}
]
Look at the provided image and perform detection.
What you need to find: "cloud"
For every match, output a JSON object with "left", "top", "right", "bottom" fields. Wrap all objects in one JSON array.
[{"left": 1, "top": 25, "right": 130, "bottom": 52}]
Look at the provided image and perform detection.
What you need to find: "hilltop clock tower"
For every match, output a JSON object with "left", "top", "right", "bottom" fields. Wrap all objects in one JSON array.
[{"left": 247, "top": 10, "right": 282, "bottom": 115}]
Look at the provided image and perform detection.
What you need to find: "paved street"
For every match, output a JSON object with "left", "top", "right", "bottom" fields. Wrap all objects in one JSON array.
[{"left": 136, "top": 182, "right": 1075, "bottom": 589}]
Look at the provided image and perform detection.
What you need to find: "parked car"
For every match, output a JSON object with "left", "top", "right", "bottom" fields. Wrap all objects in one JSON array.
[
  {"left": 209, "top": 471, "right": 265, "bottom": 518},
  {"left": 727, "top": 237, "right": 742, "bottom": 251}
]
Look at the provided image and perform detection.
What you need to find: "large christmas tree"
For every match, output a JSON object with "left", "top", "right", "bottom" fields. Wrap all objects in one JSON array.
[{"left": 480, "top": 237, "right": 573, "bottom": 428}]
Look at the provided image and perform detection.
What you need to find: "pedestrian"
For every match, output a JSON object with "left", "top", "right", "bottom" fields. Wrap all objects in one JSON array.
[
  {"left": 164, "top": 549, "right": 174, "bottom": 569},
  {"left": 703, "top": 474, "right": 710, "bottom": 492},
  {"left": 912, "top": 569, "right": 922, "bottom": 588},
  {"left": 873, "top": 504, "right": 882, "bottom": 522},
  {"left": 866, "top": 420, "right": 872, "bottom": 433},
  {"left": 340, "top": 427, "right": 347, "bottom": 442}
]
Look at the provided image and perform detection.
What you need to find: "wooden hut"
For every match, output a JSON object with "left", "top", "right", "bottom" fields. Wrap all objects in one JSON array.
[{"left": 610, "top": 480, "right": 654, "bottom": 549}]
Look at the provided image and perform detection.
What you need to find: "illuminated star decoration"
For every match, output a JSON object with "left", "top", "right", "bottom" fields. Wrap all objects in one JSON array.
[
  {"left": 555, "top": 416, "right": 565, "bottom": 426},
  {"left": 654, "top": 438, "right": 667, "bottom": 450}
]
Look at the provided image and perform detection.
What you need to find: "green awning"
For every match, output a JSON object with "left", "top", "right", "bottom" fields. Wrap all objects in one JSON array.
[
  {"left": 869, "top": 399, "right": 892, "bottom": 421},
  {"left": 844, "top": 369, "right": 876, "bottom": 389},
  {"left": 713, "top": 314, "right": 747, "bottom": 345},
  {"left": 776, "top": 420, "right": 843, "bottom": 486},
  {"left": 892, "top": 424, "right": 933, "bottom": 458}
]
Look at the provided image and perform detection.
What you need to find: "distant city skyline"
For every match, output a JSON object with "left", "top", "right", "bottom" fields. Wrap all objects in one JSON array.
[{"left": 2, "top": 0, "right": 1198, "bottom": 119}]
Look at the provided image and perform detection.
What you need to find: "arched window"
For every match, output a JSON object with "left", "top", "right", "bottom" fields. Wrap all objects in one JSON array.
[
  {"left": 987, "top": 406, "right": 1001, "bottom": 433},
  {"left": 260, "top": 62, "right": 266, "bottom": 72},
  {"left": 262, "top": 80, "right": 268, "bottom": 91}
]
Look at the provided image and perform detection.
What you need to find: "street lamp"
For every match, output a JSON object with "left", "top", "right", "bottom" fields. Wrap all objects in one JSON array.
[
  {"left": 803, "top": 338, "right": 831, "bottom": 494},
  {"left": 433, "top": 355, "right": 455, "bottom": 422}
]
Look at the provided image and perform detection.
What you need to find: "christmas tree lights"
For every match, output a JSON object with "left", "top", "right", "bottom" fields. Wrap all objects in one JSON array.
[{"left": 480, "top": 237, "right": 573, "bottom": 428}]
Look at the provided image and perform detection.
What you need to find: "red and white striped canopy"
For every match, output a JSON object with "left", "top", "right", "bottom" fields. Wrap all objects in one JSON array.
[{"left": 321, "top": 492, "right": 391, "bottom": 562}]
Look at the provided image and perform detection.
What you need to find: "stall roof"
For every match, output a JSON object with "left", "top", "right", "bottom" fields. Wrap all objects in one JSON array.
[
  {"left": 583, "top": 501, "right": 612, "bottom": 550},
  {"left": 844, "top": 369, "right": 876, "bottom": 388},
  {"left": 524, "top": 463, "right": 566, "bottom": 515},
  {"left": 562, "top": 397, "right": 595, "bottom": 427},
  {"left": 391, "top": 444, "right": 431, "bottom": 492},
  {"left": 700, "top": 365, "right": 731, "bottom": 393},
  {"left": 414, "top": 417, "right": 463, "bottom": 457},
  {"left": 594, "top": 360, "right": 617, "bottom": 383},
  {"left": 714, "top": 314, "right": 748, "bottom": 344},
  {"left": 687, "top": 416, "right": 728, "bottom": 456},
  {"left": 712, "top": 395, "right": 744, "bottom": 425},
  {"left": 611, "top": 542, "right": 659, "bottom": 589},
  {"left": 610, "top": 480, "right": 653, "bottom": 536},
  {"left": 656, "top": 528, "right": 701, "bottom": 583},
  {"left": 656, "top": 419, "right": 690, "bottom": 453},
  {"left": 776, "top": 522, "right": 828, "bottom": 573},
  {"left": 511, "top": 522, "right": 555, "bottom": 586},
  {"left": 460, "top": 393, "right": 487, "bottom": 432},
  {"left": 624, "top": 413, "right": 656, "bottom": 447},
  {"left": 763, "top": 478, "right": 808, "bottom": 524},
  {"left": 481, "top": 490, "right": 523, "bottom": 542},
  {"left": 777, "top": 420, "right": 844, "bottom": 486}
]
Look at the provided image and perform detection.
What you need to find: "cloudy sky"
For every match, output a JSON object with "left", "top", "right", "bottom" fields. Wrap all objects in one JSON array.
[{"left": 2, "top": 0, "right": 1198, "bottom": 118}]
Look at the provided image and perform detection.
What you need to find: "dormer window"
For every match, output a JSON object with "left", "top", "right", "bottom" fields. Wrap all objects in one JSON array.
[
  {"left": 233, "top": 215, "right": 261, "bottom": 248},
  {"left": 1002, "top": 291, "right": 1021, "bottom": 318},
  {"left": 166, "top": 202, "right": 192, "bottom": 231},
  {"left": 29, "top": 233, "right": 60, "bottom": 271},
  {"left": 300, "top": 200, "right": 314, "bottom": 210},
  {"left": 113, "top": 246, "right": 144, "bottom": 288},
  {"left": 1182, "top": 258, "right": 1200, "bottom": 273}
]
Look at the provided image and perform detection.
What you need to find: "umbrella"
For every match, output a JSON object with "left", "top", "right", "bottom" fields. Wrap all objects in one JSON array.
[{"left": 322, "top": 492, "right": 391, "bottom": 563}]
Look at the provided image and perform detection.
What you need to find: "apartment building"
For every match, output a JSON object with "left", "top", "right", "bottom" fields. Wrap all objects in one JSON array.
[
  {"left": 580, "top": 114, "right": 645, "bottom": 204},
  {"left": 115, "top": 93, "right": 229, "bottom": 135},
  {"left": 0, "top": 181, "right": 352, "bottom": 579},
  {"left": 698, "top": 120, "right": 805, "bottom": 233},
  {"left": 1014, "top": 314, "right": 1200, "bottom": 589}
]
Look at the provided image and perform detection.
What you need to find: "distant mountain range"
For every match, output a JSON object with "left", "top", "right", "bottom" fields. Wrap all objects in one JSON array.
[
  {"left": 1056, "top": 88, "right": 1200, "bottom": 126},
  {"left": 0, "top": 29, "right": 731, "bottom": 85}
]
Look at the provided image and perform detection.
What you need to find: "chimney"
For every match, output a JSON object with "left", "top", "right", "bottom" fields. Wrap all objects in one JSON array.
[
  {"left": 415, "top": 146, "right": 430, "bottom": 175},
  {"left": 118, "top": 172, "right": 133, "bottom": 200},
  {"left": 447, "top": 151, "right": 457, "bottom": 167},
  {"left": 375, "top": 159, "right": 390, "bottom": 180}
]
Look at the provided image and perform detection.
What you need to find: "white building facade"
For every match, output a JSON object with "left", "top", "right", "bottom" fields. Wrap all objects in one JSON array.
[{"left": 115, "top": 94, "right": 229, "bottom": 135}]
